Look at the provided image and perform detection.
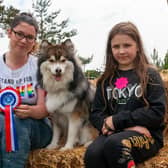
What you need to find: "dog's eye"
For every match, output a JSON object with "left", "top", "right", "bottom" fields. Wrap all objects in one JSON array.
[
  {"left": 61, "top": 59, "right": 66, "bottom": 63},
  {"left": 49, "top": 59, "right": 54, "bottom": 63}
]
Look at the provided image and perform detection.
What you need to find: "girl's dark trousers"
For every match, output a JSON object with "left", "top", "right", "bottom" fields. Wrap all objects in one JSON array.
[{"left": 84, "top": 130, "right": 161, "bottom": 168}]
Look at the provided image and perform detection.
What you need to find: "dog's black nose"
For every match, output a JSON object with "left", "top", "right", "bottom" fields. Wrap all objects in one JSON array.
[{"left": 55, "top": 68, "right": 62, "bottom": 73}]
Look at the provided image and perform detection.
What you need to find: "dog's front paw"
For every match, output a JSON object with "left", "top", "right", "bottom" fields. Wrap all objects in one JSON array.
[
  {"left": 60, "top": 145, "right": 73, "bottom": 151},
  {"left": 46, "top": 143, "right": 59, "bottom": 150}
]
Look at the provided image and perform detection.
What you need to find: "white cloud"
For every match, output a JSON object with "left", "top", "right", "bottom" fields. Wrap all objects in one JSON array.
[
  {"left": 1, "top": 0, "right": 168, "bottom": 69},
  {"left": 2, "top": 0, "right": 32, "bottom": 12}
]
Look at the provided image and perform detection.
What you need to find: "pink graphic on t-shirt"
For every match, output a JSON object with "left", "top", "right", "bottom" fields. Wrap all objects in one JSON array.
[{"left": 115, "top": 77, "right": 128, "bottom": 89}]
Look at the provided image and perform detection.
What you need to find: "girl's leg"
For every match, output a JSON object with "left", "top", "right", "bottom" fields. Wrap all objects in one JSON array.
[
  {"left": 0, "top": 114, "right": 52, "bottom": 168},
  {"left": 84, "top": 135, "right": 108, "bottom": 168},
  {"left": 103, "top": 130, "right": 160, "bottom": 168}
]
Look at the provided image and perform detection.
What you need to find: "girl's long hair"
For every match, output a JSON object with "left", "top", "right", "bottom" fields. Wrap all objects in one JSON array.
[{"left": 98, "top": 22, "right": 150, "bottom": 110}]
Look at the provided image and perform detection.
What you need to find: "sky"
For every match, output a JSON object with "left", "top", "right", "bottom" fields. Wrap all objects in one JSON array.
[{"left": 0, "top": 0, "right": 168, "bottom": 70}]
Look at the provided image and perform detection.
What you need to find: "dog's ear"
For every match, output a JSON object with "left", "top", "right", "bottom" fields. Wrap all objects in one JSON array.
[
  {"left": 39, "top": 40, "right": 52, "bottom": 54},
  {"left": 63, "top": 39, "right": 75, "bottom": 55},
  {"left": 36, "top": 40, "right": 52, "bottom": 88}
]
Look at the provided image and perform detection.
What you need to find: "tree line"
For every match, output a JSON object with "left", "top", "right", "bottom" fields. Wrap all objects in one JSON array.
[
  {"left": 0, "top": 0, "right": 168, "bottom": 80},
  {"left": 151, "top": 48, "right": 168, "bottom": 70}
]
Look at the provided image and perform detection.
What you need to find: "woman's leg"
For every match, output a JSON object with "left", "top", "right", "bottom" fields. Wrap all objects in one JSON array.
[
  {"left": 84, "top": 135, "right": 108, "bottom": 168},
  {"left": 0, "top": 114, "right": 4, "bottom": 168},
  {"left": 0, "top": 114, "right": 52, "bottom": 168},
  {"left": 103, "top": 130, "right": 160, "bottom": 168},
  {"left": 29, "top": 118, "right": 53, "bottom": 150}
]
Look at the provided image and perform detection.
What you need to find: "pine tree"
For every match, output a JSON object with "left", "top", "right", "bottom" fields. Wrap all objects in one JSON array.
[
  {"left": 162, "top": 50, "right": 168, "bottom": 69},
  {"left": 85, "top": 69, "right": 101, "bottom": 79},
  {"left": 0, "top": 2, "right": 19, "bottom": 30},
  {"left": 150, "top": 48, "right": 162, "bottom": 68},
  {"left": 78, "top": 54, "right": 93, "bottom": 72},
  {"left": 32, "top": 0, "right": 77, "bottom": 43}
]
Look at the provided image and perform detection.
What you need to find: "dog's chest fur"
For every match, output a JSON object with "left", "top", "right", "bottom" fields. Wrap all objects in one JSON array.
[{"left": 46, "top": 91, "right": 77, "bottom": 113}]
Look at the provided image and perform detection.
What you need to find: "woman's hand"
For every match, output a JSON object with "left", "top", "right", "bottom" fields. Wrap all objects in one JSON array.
[
  {"left": 15, "top": 104, "right": 32, "bottom": 119},
  {"left": 124, "top": 126, "right": 152, "bottom": 138},
  {"left": 15, "top": 88, "right": 49, "bottom": 119}
]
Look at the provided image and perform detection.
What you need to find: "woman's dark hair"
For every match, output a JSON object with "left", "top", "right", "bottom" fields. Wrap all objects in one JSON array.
[{"left": 10, "top": 12, "right": 39, "bottom": 33}]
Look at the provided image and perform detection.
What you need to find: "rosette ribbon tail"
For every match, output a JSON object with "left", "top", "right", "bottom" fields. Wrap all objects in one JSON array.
[
  {"left": 4, "top": 105, "right": 18, "bottom": 152},
  {"left": 0, "top": 87, "right": 21, "bottom": 152}
]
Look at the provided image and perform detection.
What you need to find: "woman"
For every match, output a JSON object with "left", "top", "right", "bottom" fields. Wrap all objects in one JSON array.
[
  {"left": 0, "top": 12, "right": 52, "bottom": 168},
  {"left": 84, "top": 22, "right": 166, "bottom": 168}
]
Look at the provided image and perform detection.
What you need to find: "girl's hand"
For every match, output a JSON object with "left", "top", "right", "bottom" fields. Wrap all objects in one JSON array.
[
  {"left": 124, "top": 126, "right": 152, "bottom": 138},
  {"left": 104, "top": 116, "right": 115, "bottom": 130},
  {"left": 102, "top": 123, "right": 114, "bottom": 135},
  {"left": 102, "top": 123, "right": 109, "bottom": 135},
  {"left": 101, "top": 116, "right": 115, "bottom": 135},
  {"left": 15, "top": 104, "right": 32, "bottom": 119}
]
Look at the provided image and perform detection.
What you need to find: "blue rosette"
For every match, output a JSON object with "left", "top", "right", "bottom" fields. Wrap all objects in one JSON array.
[{"left": 0, "top": 87, "right": 21, "bottom": 152}]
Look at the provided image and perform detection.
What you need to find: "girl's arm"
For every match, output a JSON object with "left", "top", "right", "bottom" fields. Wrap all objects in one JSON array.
[
  {"left": 90, "top": 83, "right": 109, "bottom": 132},
  {"left": 15, "top": 88, "right": 49, "bottom": 119}
]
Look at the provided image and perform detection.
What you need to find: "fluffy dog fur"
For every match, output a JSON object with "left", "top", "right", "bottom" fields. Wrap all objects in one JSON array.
[{"left": 37, "top": 39, "right": 97, "bottom": 150}]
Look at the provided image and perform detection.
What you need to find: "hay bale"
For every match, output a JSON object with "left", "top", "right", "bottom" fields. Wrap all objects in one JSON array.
[
  {"left": 160, "top": 70, "right": 168, "bottom": 82},
  {"left": 27, "top": 147, "right": 86, "bottom": 168}
]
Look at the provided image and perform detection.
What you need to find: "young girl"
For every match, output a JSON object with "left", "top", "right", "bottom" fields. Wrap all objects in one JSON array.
[
  {"left": 0, "top": 13, "right": 52, "bottom": 168},
  {"left": 84, "top": 22, "right": 166, "bottom": 168}
]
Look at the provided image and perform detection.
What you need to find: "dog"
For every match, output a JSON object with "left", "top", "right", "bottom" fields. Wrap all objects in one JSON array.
[{"left": 37, "top": 39, "right": 97, "bottom": 150}]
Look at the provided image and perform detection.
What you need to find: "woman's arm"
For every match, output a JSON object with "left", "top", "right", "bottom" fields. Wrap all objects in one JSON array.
[{"left": 15, "top": 88, "right": 49, "bottom": 119}]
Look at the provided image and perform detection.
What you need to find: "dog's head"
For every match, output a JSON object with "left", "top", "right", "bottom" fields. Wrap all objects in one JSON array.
[{"left": 37, "top": 39, "right": 82, "bottom": 92}]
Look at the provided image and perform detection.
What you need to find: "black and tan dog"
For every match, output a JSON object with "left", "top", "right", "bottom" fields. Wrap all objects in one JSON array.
[{"left": 37, "top": 39, "right": 97, "bottom": 150}]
